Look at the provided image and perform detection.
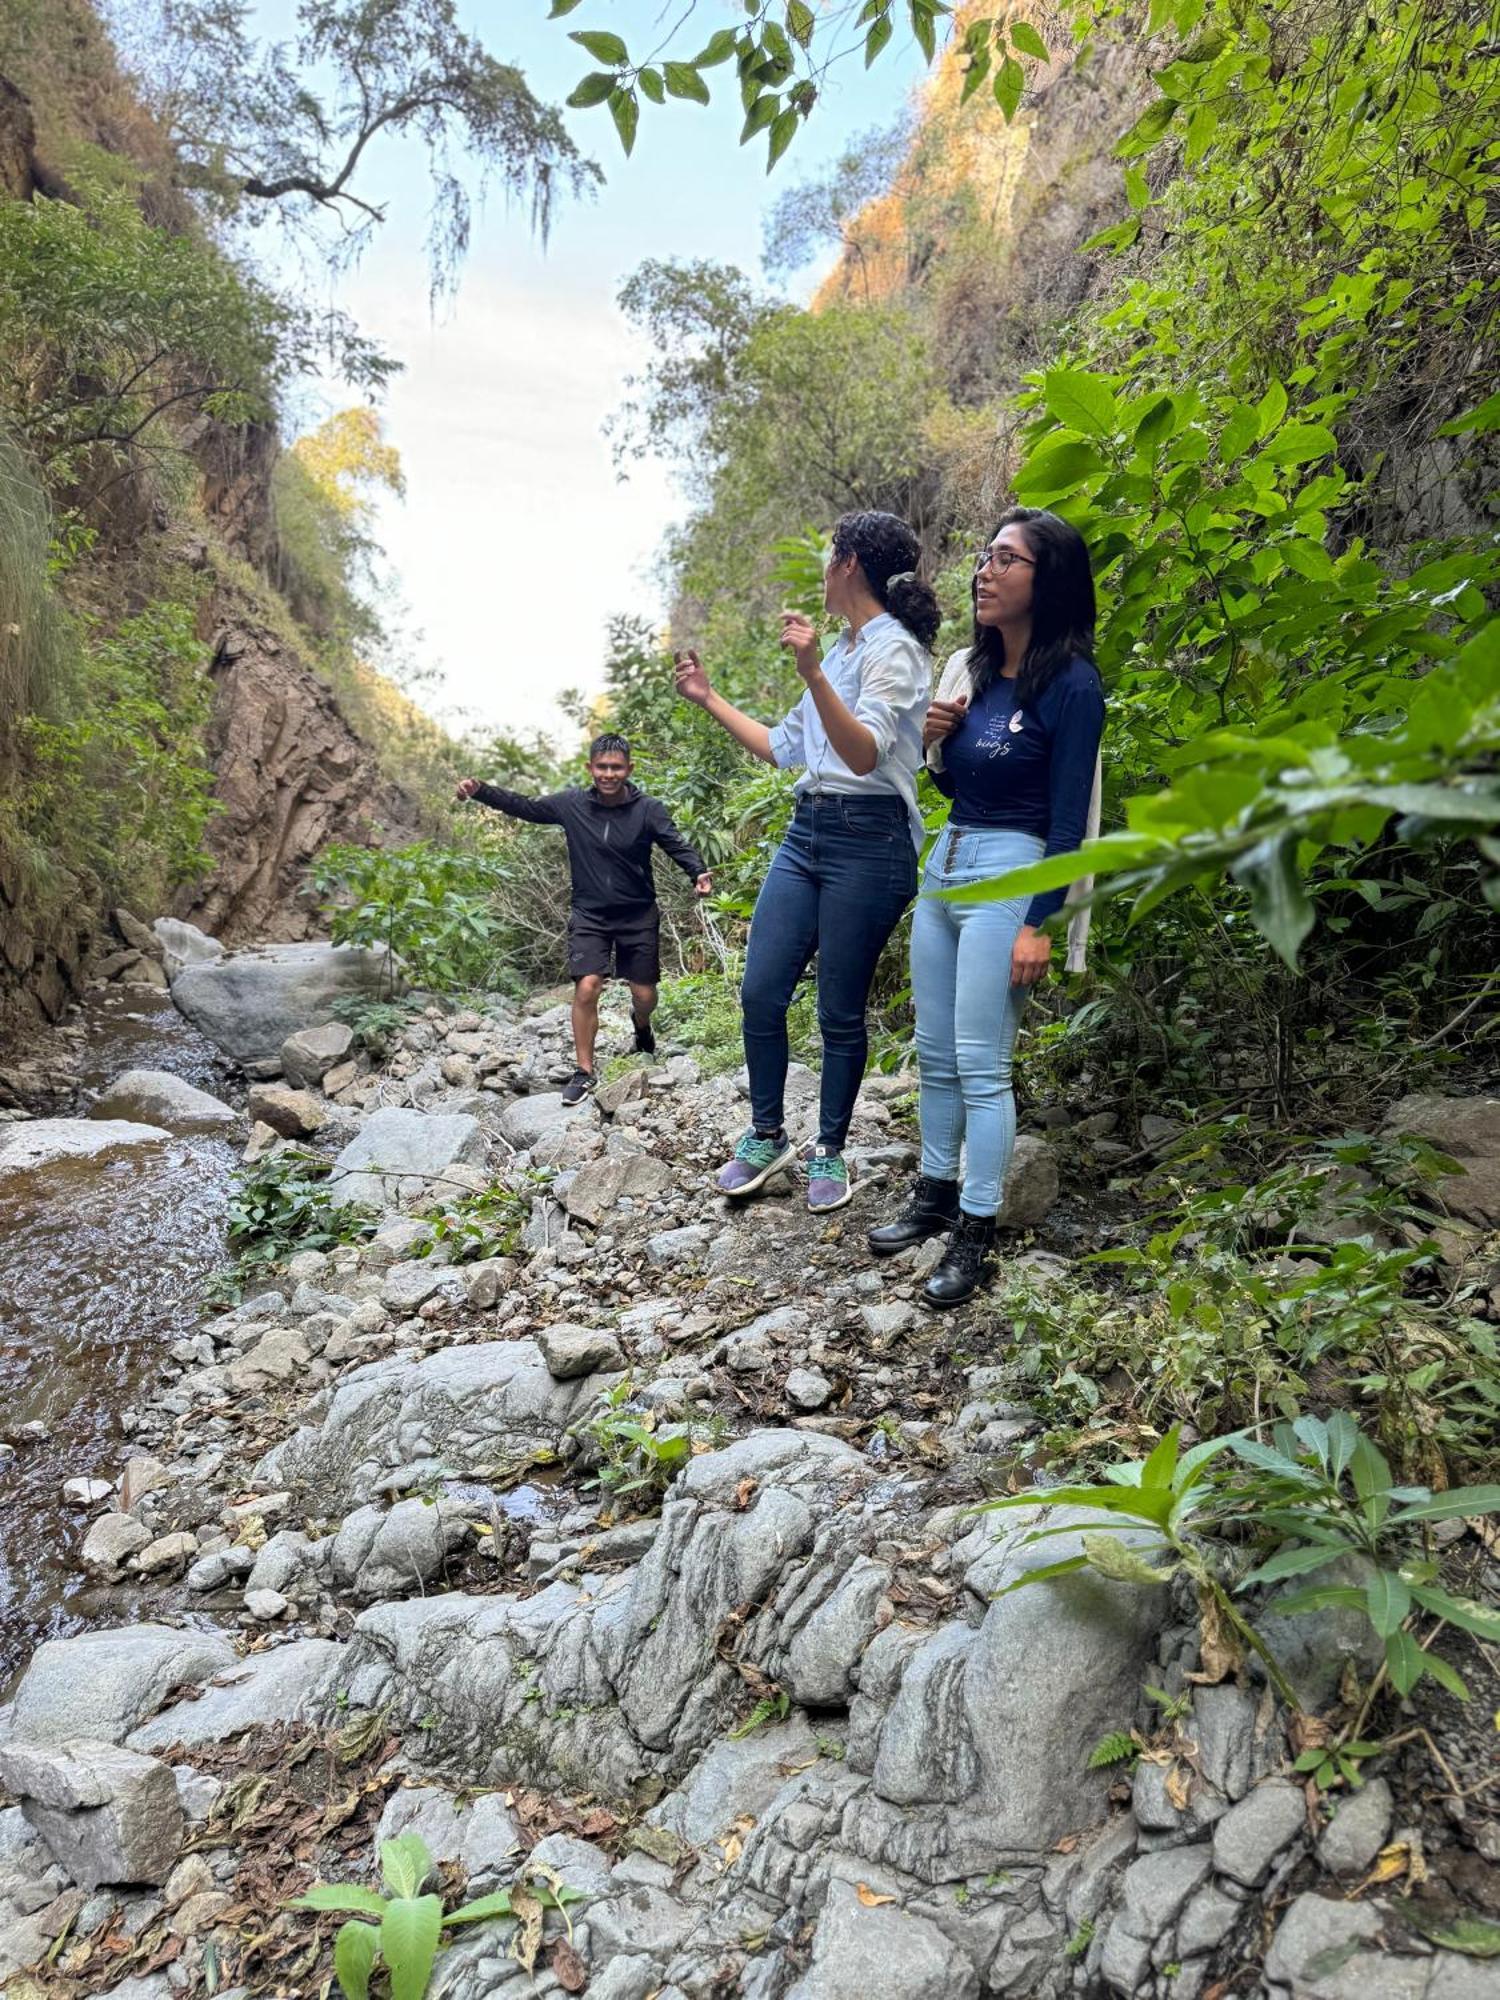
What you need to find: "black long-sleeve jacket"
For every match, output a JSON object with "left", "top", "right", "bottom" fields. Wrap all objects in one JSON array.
[{"left": 471, "top": 781, "right": 706, "bottom": 922}]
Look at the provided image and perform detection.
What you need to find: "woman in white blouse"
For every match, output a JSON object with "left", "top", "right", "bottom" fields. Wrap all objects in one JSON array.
[{"left": 675, "top": 510, "right": 938, "bottom": 1213}]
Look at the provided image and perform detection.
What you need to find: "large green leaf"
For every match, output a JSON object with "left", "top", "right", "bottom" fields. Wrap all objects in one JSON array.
[
  {"left": 569, "top": 29, "right": 628, "bottom": 63},
  {"left": 1383, "top": 1627, "right": 1424, "bottom": 1695},
  {"left": 665, "top": 63, "right": 710, "bottom": 104},
  {"left": 1231, "top": 832, "right": 1314, "bottom": 967},
  {"left": 334, "top": 1921, "right": 380, "bottom": 2000},
  {"left": 1239, "top": 1542, "right": 1346, "bottom": 1590},
  {"left": 380, "top": 1896, "right": 443, "bottom": 2000},
  {"left": 444, "top": 1890, "right": 517, "bottom": 1928},
  {"left": 1388, "top": 1484, "right": 1500, "bottom": 1525},
  {"left": 1364, "top": 1571, "right": 1410, "bottom": 1638},
  {"left": 380, "top": 1834, "right": 432, "bottom": 1901},
  {"left": 1406, "top": 1584, "right": 1500, "bottom": 1642},
  {"left": 1042, "top": 370, "right": 1120, "bottom": 439},
  {"left": 293, "top": 1885, "right": 388, "bottom": 1916}
]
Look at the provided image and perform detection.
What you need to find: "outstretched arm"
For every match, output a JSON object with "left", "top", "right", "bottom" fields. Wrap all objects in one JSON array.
[
  {"left": 648, "top": 802, "right": 713, "bottom": 896},
  {"left": 673, "top": 651, "right": 775, "bottom": 764},
  {"left": 456, "top": 777, "right": 565, "bottom": 824}
]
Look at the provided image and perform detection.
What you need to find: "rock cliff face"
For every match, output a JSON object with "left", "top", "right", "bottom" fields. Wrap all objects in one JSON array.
[{"left": 176, "top": 617, "right": 423, "bottom": 945}]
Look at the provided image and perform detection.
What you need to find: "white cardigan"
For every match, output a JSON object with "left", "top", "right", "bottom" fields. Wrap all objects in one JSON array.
[{"left": 926, "top": 648, "right": 1103, "bottom": 974}]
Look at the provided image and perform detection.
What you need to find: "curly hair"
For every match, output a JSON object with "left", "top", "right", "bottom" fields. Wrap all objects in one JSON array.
[
  {"left": 830, "top": 510, "right": 941, "bottom": 649},
  {"left": 969, "top": 507, "right": 1096, "bottom": 707}
]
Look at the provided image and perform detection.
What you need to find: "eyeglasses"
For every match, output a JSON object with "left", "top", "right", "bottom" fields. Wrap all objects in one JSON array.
[{"left": 971, "top": 547, "right": 1035, "bottom": 575}]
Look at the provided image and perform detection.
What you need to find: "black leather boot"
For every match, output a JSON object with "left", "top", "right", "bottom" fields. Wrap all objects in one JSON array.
[
  {"left": 867, "top": 1175, "right": 960, "bottom": 1256},
  {"left": 922, "top": 1210, "right": 997, "bottom": 1309}
]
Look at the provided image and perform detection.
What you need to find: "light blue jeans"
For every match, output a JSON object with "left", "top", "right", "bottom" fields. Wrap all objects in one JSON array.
[{"left": 911, "top": 824, "right": 1046, "bottom": 1217}]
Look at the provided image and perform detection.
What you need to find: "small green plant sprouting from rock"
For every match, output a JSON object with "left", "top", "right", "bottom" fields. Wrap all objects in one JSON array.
[
  {"left": 1294, "top": 1736, "right": 1385, "bottom": 1794},
  {"left": 728, "top": 1690, "right": 791, "bottom": 1741},
  {"left": 577, "top": 1382, "right": 717, "bottom": 1503},
  {"left": 1064, "top": 1918, "right": 1095, "bottom": 1960},
  {"left": 415, "top": 1175, "right": 547, "bottom": 1264},
  {"left": 1086, "top": 1731, "right": 1138, "bottom": 1772},
  {"left": 292, "top": 1831, "right": 582, "bottom": 2000},
  {"left": 331, "top": 995, "right": 418, "bottom": 1059}
]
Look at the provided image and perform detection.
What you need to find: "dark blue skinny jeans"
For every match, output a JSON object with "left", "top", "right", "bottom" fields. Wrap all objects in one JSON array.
[{"left": 741, "top": 792, "right": 917, "bottom": 1151}]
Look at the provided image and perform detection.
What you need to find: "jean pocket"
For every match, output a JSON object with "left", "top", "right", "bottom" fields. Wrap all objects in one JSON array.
[{"left": 843, "top": 806, "right": 902, "bottom": 839}]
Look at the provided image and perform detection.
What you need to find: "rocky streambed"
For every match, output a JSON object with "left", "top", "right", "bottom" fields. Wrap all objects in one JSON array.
[{"left": 0, "top": 919, "right": 1496, "bottom": 2000}]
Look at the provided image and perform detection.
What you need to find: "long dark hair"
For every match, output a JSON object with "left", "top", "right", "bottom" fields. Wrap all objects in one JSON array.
[
  {"left": 970, "top": 506, "right": 1096, "bottom": 705},
  {"left": 831, "top": 510, "right": 941, "bottom": 650}
]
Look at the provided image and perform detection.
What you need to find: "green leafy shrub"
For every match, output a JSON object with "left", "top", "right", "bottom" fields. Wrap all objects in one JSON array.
[
  {"left": 313, "top": 842, "right": 510, "bottom": 995},
  {"left": 221, "top": 1148, "right": 375, "bottom": 1287},
  {"left": 983, "top": 1417, "right": 1500, "bottom": 1713}
]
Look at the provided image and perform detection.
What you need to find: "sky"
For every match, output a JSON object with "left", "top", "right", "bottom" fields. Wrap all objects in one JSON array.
[{"left": 264, "top": 3, "right": 928, "bottom": 752}]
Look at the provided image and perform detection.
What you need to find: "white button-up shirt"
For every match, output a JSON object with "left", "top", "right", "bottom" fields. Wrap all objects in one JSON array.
[{"left": 766, "top": 612, "right": 932, "bottom": 850}]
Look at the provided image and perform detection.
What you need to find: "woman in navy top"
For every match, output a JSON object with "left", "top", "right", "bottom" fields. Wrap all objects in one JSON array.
[{"left": 869, "top": 507, "right": 1105, "bottom": 1307}]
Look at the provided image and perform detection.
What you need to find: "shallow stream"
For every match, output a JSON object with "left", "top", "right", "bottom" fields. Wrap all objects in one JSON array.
[{"left": 0, "top": 990, "right": 239, "bottom": 1687}]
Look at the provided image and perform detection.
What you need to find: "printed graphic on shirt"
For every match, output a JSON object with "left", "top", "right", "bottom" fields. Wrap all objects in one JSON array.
[{"left": 976, "top": 697, "right": 1025, "bottom": 759}]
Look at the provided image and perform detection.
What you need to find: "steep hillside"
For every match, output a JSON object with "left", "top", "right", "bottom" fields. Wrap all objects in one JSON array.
[{"left": 0, "top": 0, "right": 440, "bottom": 1037}]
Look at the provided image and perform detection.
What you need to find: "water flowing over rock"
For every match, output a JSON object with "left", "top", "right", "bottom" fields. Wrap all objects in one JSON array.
[
  {"left": 91, "top": 1070, "right": 238, "bottom": 1135},
  {"left": 169, "top": 942, "right": 394, "bottom": 1070},
  {"left": 0, "top": 1118, "right": 170, "bottom": 1180}
]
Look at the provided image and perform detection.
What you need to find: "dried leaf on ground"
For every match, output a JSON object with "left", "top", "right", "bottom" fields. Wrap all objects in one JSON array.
[
  {"left": 550, "top": 1936, "right": 589, "bottom": 1992},
  {"left": 856, "top": 1883, "right": 896, "bottom": 1907}
]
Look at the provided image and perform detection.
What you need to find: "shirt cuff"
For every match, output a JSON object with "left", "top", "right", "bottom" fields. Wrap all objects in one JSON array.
[
  {"left": 768, "top": 719, "right": 802, "bottom": 770},
  {"left": 852, "top": 699, "right": 897, "bottom": 765}
]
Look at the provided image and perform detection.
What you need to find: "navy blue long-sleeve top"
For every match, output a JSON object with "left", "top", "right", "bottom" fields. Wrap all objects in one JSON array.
[{"left": 931, "top": 656, "right": 1105, "bottom": 927}]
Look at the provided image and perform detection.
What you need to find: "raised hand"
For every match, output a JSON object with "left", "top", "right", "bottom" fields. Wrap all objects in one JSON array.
[
  {"left": 922, "top": 697, "right": 967, "bottom": 750},
  {"left": 674, "top": 649, "right": 712, "bottom": 706},
  {"left": 779, "top": 611, "right": 822, "bottom": 681}
]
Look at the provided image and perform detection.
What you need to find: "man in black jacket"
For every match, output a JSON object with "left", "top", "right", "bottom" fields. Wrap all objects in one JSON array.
[{"left": 458, "top": 733, "right": 712, "bottom": 1102}]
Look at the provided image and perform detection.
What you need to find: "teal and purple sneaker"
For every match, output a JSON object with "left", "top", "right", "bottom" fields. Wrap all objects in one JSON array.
[
  {"left": 717, "top": 1129, "right": 796, "bottom": 1198},
  {"left": 806, "top": 1150, "right": 852, "bottom": 1213}
]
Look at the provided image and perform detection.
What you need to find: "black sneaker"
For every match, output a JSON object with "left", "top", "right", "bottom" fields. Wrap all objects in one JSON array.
[
  {"left": 867, "top": 1175, "right": 960, "bottom": 1256},
  {"left": 561, "top": 1068, "right": 596, "bottom": 1106},
  {"left": 922, "top": 1211, "right": 997, "bottom": 1309},
  {"left": 633, "top": 1016, "right": 656, "bottom": 1056}
]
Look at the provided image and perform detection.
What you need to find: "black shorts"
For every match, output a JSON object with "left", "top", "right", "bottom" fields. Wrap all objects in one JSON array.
[{"left": 567, "top": 910, "right": 661, "bottom": 983}]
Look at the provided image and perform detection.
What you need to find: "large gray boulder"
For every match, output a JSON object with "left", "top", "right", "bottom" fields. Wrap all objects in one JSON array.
[
  {"left": 497, "top": 1091, "right": 594, "bottom": 1152},
  {"left": 1383, "top": 1091, "right": 1500, "bottom": 1227},
  {"left": 0, "top": 1118, "right": 169, "bottom": 1181},
  {"left": 788, "top": 1877, "right": 980, "bottom": 2000},
  {"left": 8, "top": 1626, "right": 236, "bottom": 1746},
  {"left": 330, "top": 1498, "right": 474, "bottom": 1601},
  {"left": 254, "top": 1340, "right": 616, "bottom": 1507},
  {"left": 844, "top": 1503, "right": 1173, "bottom": 1877},
  {"left": 170, "top": 942, "right": 393, "bottom": 1070},
  {"left": 996, "top": 1134, "right": 1060, "bottom": 1229},
  {"left": 0, "top": 1739, "right": 183, "bottom": 1889},
  {"left": 91, "top": 1069, "right": 237, "bottom": 1135},
  {"left": 327, "top": 1431, "right": 880, "bottom": 1798},
  {"left": 326, "top": 1105, "right": 486, "bottom": 1211},
  {"left": 127, "top": 1641, "right": 339, "bottom": 1751},
  {"left": 152, "top": 916, "right": 224, "bottom": 982}
]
